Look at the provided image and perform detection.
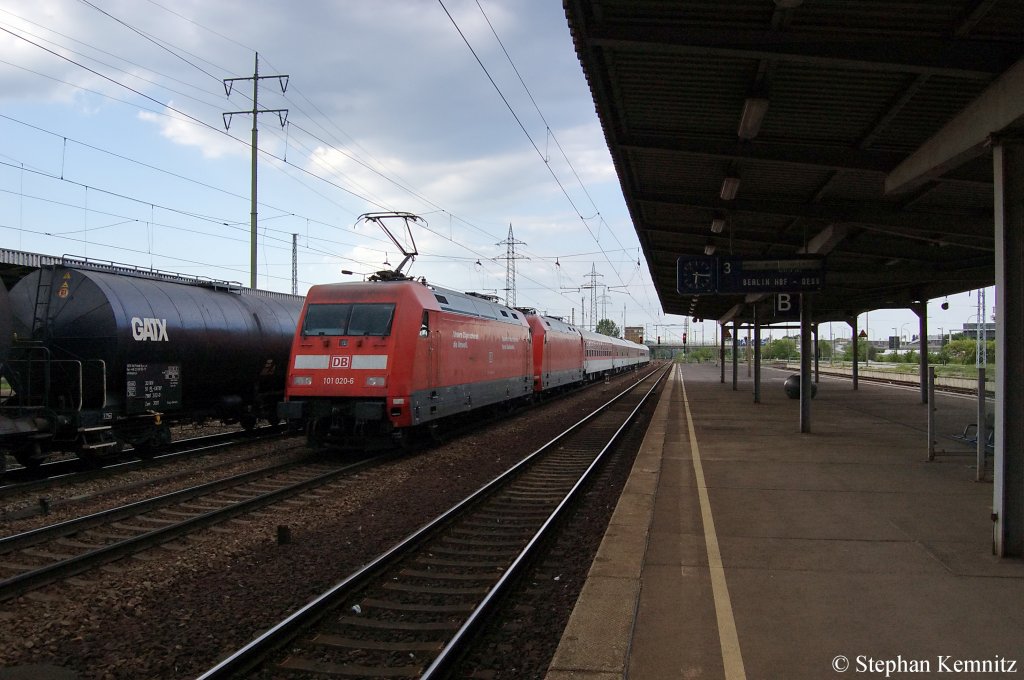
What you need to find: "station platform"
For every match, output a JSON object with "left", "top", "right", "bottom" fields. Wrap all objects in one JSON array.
[{"left": 547, "top": 362, "right": 1024, "bottom": 679}]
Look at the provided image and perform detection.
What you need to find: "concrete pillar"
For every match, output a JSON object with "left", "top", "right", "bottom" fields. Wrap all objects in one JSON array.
[
  {"left": 813, "top": 322, "right": 820, "bottom": 383},
  {"left": 850, "top": 316, "right": 859, "bottom": 390},
  {"left": 753, "top": 305, "right": 761, "bottom": 403},
  {"left": 720, "top": 325, "right": 726, "bottom": 384},
  {"left": 800, "top": 294, "right": 812, "bottom": 433},
  {"left": 993, "top": 139, "right": 1024, "bottom": 557},
  {"left": 732, "top": 321, "right": 739, "bottom": 391},
  {"left": 913, "top": 303, "right": 928, "bottom": 404}
]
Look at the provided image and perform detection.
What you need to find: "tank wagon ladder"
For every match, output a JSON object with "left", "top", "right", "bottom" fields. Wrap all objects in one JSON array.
[{"left": 29, "top": 267, "right": 53, "bottom": 339}]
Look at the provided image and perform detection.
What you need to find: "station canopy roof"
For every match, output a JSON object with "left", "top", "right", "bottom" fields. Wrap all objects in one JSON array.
[{"left": 563, "top": 0, "right": 1024, "bottom": 324}]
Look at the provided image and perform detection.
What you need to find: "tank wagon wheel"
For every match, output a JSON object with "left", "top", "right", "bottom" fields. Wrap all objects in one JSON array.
[
  {"left": 133, "top": 424, "right": 172, "bottom": 459},
  {"left": 155, "top": 424, "right": 172, "bottom": 447},
  {"left": 13, "top": 441, "right": 44, "bottom": 469},
  {"left": 133, "top": 440, "right": 158, "bottom": 460},
  {"left": 76, "top": 448, "right": 106, "bottom": 468},
  {"left": 240, "top": 413, "right": 259, "bottom": 431}
]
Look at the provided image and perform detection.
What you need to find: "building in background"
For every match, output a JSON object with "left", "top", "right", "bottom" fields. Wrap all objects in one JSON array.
[{"left": 624, "top": 326, "right": 644, "bottom": 344}]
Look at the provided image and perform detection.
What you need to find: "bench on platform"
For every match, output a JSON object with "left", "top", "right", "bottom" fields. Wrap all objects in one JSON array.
[{"left": 953, "top": 410, "right": 994, "bottom": 451}]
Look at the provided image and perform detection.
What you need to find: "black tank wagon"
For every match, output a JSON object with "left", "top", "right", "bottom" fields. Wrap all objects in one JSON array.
[
  {"left": 0, "top": 260, "right": 303, "bottom": 466},
  {"left": 0, "top": 277, "right": 11, "bottom": 367}
]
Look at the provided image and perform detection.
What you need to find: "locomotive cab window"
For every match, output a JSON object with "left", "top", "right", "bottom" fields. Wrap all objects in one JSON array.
[
  {"left": 302, "top": 303, "right": 395, "bottom": 337},
  {"left": 348, "top": 303, "right": 395, "bottom": 336},
  {"left": 303, "top": 303, "right": 350, "bottom": 335}
]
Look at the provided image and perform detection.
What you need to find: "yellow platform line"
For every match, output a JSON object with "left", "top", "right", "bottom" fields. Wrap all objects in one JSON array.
[{"left": 678, "top": 366, "right": 747, "bottom": 680}]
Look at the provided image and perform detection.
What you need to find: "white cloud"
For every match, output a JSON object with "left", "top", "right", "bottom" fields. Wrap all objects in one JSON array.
[
  {"left": 138, "top": 105, "right": 245, "bottom": 159},
  {"left": 0, "top": 0, "right": 657, "bottom": 325}
]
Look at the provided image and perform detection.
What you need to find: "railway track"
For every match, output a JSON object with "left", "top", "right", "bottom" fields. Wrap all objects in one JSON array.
[
  {"left": 0, "top": 452, "right": 392, "bottom": 603},
  {"left": 197, "top": 364, "right": 668, "bottom": 679},
  {"left": 768, "top": 363, "right": 990, "bottom": 396},
  {"left": 0, "top": 426, "right": 291, "bottom": 499}
]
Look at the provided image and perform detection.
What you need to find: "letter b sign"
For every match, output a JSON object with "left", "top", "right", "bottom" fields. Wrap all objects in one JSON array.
[{"left": 774, "top": 294, "right": 799, "bottom": 319}]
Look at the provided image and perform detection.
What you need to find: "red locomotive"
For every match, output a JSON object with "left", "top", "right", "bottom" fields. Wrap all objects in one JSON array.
[
  {"left": 523, "top": 312, "right": 584, "bottom": 392},
  {"left": 279, "top": 275, "right": 650, "bottom": 449}
]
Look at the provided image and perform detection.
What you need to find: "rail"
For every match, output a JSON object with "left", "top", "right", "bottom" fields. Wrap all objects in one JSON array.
[
  {"left": 0, "top": 453, "right": 390, "bottom": 602},
  {"left": 196, "top": 363, "right": 668, "bottom": 679},
  {"left": 774, "top": 361, "right": 995, "bottom": 394}
]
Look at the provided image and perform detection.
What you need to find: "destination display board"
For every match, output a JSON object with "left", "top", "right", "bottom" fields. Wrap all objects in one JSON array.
[
  {"left": 717, "top": 256, "right": 825, "bottom": 294},
  {"left": 126, "top": 363, "right": 182, "bottom": 413},
  {"left": 678, "top": 255, "right": 825, "bottom": 295}
]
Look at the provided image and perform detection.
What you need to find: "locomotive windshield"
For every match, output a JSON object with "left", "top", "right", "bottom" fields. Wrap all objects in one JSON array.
[{"left": 302, "top": 303, "right": 395, "bottom": 336}]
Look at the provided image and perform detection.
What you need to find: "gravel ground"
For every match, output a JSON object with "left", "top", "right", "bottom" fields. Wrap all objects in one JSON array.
[
  {"left": 0, "top": 371, "right": 653, "bottom": 679},
  {"left": 1, "top": 437, "right": 309, "bottom": 532},
  {"left": 453, "top": 379, "right": 657, "bottom": 679}
]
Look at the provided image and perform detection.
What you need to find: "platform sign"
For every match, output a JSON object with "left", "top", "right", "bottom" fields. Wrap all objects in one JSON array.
[
  {"left": 126, "top": 363, "right": 182, "bottom": 413},
  {"left": 773, "top": 293, "right": 800, "bottom": 320},
  {"left": 717, "top": 256, "right": 824, "bottom": 294}
]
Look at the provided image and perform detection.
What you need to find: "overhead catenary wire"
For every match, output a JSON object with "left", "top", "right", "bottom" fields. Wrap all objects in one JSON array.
[
  {"left": 2, "top": 2, "right": 663, "bottom": 324},
  {"left": 438, "top": 0, "right": 659, "bottom": 324},
  {"left": 0, "top": 25, "right": 570, "bottom": 308}
]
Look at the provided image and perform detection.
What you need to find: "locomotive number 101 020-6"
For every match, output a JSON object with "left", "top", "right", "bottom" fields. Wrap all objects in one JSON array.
[{"left": 322, "top": 376, "right": 356, "bottom": 386}]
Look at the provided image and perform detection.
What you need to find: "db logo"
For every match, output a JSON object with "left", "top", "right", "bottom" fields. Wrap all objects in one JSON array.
[{"left": 330, "top": 355, "right": 351, "bottom": 369}]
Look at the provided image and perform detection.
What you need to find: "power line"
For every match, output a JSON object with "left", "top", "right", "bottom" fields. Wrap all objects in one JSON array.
[
  {"left": 438, "top": 0, "right": 657, "bottom": 324},
  {"left": 78, "top": 0, "right": 225, "bottom": 84},
  {"left": 2, "top": 4, "right": 662, "bottom": 323},
  {"left": 496, "top": 223, "right": 527, "bottom": 307},
  {"left": 222, "top": 53, "right": 289, "bottom": 288}
]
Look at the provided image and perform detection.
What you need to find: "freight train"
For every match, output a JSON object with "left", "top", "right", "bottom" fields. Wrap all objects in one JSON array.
[
  {"left": 0, "top": 257, "right": 303, "bottom": 468},
  {"left": 278, "top": 275, "right": 650, "bottom": 449}
]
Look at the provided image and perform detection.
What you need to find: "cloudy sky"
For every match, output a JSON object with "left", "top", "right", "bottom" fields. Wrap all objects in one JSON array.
[{"left": 0, "top": 0, "right": 992, "bottom": 344}]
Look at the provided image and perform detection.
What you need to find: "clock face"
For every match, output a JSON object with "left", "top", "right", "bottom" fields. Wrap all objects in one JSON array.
[{"left": 677, "top": 257, "right": 716, "bottom": 294}]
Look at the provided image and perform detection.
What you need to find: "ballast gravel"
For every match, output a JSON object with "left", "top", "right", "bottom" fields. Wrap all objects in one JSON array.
[{"left": 0, "top": 372, "right": 649, "bottom": 679}]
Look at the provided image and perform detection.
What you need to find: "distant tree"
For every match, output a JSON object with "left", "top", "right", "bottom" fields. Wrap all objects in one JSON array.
[
  {"left": 941, "top": 338, "right": 995, "bottom": 365},
  {"left": 842, "top": 342, "right": 879, "bottom": 362},
  {"left": 763, "top": 338, "right": 799, "bottom": 360},
  {"left": 945, "top": 339, "right": 978, "bottom": 364},
  {"left": 684, "top": 346, "right": 716, "bottom": 363},
  {"left": 817, "top": 339, "right": 833, "bottom": 360},
  {"left": 595, "top": 318, "right": 620, "bottom": 337}
]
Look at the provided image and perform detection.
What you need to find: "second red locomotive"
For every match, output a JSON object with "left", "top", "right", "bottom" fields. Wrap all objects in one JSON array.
[{"left": 279, "top": 275, "right": 649, "bottom": 448}]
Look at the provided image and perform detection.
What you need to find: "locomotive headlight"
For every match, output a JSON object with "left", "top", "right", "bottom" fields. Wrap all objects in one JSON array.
[
  {"left": 292, "top": 376, "right": 313, "bottom": 386},
  {"left": 365, "top": 376, "right": 386, "bottom": 387}
]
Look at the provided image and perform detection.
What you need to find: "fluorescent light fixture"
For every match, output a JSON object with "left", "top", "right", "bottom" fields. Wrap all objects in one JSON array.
[
  {"left": 704, "top": 243, "right": 716, "bottom": 256},
  {"left": 719, "top": 176, "right": 740, "bottom": 200},
  {"left": 710, "top": 218, "right": 726, "bottom": 233},
  {"left": 738, "top": 97, "right": 769, "bottom": 140}
]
